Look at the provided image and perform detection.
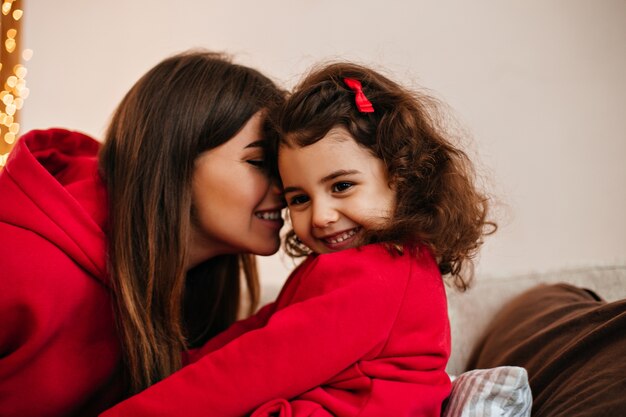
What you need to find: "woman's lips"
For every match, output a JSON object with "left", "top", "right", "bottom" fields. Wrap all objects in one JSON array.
[
  {"left": 255, "top": 209, "right": 284, "bottom": 230},
  {"left": 255, "top": 210, "right": 282, "bottom": 220}
]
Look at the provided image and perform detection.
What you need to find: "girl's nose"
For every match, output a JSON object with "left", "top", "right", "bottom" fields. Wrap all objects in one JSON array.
[{"left": 311, "top": 200, "right": 339, "bottom": 229}]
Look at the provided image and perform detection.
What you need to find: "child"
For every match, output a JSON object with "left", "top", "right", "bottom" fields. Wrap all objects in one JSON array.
[{"left": 102, "top": 63, "right": 494, "bottom": 417}]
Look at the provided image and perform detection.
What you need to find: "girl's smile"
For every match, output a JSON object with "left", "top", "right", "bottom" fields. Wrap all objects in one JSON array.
[{"left": 317, "top": 226, "right": 362, "bottom": 251}]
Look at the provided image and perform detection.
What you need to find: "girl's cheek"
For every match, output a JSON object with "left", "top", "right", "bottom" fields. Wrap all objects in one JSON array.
[{"left": 291, "top": 214, "right": 306, "bottom": 234}]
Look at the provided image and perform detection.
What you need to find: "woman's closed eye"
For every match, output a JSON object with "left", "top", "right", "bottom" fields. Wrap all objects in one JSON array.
[
  {"left": 246, "top": 158, "right": 265, "bottom": 168},
  {"left": 331, "top": 181, "right": 354, "bottom": 193}
]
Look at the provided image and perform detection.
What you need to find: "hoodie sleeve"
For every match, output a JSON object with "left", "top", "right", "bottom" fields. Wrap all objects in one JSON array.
[
  {"left": 100, "top": 248, "right": 411, "bottom": 417},
  {"left": 184, "top": 301, "right": 277, "bottom": 365},
  {"left": 0, "top": 223, "right": 120, "bottom": 417}
]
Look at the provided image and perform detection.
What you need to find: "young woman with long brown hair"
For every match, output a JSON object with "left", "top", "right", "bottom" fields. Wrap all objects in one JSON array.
[{"left": 0, "top": 50, "right": 285, "bottom": 416}]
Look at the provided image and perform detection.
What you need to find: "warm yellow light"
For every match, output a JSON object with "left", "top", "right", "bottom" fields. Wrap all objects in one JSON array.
[
  {"left": 1, "top": 2, "right": 29, "bottom": 165},
  {"left": 14, "top": 64, "right": 26, "bottom": 78},
  {"left": 4, "top": 132, "right": 15, "bottom": 144},
  {"left": 5, "top": 38, "right": 16, "bottom": 53},
  {"left": 1, "top": 2, "right": 12, "bottom": 16}
]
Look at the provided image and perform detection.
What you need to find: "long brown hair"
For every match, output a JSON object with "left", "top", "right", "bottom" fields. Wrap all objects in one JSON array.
[
  {"left": 98, "top": 50, "right": 284, "bottom": 394},
  {"left": 273, "top": 62, "right": 496, "bottom": 290}
]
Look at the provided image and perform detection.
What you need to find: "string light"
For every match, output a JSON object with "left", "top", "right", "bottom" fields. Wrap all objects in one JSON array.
[{"left": 0, "top": 0, "right": 29, "bottom": 167}]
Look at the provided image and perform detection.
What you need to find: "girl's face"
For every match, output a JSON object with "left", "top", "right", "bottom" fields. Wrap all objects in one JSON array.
[
  {"left": 189, "top": 112, "right": 284, "bottom": 265},
  {"left": 279, "top": 127, "right": 396, "bottom": 254}
]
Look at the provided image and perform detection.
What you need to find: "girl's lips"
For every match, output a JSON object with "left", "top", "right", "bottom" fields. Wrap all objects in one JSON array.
[{"left": 319, "top": 227, "right": 361, "bottom": 251}]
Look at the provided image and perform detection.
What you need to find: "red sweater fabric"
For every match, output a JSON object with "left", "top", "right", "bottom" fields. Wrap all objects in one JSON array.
[
  {"left": 102, "top": 244, "right": 451, "bottom": 417},
  {"left": 0, "top": 129, "right": 122, "bottom": 416}
]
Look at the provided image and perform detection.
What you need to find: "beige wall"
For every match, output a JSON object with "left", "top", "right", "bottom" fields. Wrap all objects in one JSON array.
[{"left": 21, "top": 1, "right": 626, "bottom": 288}]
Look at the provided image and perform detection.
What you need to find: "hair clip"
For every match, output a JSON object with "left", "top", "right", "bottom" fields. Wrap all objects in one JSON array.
[{"left": 343, "top": 78, "right": 374, "bottom": 113}]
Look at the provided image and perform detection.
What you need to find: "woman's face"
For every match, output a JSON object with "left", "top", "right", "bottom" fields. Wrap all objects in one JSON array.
[{"left": 189, "top": 112, "right": 284, "bottom": 265}]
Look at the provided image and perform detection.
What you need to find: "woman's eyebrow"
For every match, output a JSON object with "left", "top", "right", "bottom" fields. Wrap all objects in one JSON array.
[{"left": 244, "top": 139, "right": 265, "bottom": 149}]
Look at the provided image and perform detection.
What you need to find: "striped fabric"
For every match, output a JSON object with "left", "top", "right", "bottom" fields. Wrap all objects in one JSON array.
[{"left": 443, "top": 366, "right": 532, "bottom": 417}]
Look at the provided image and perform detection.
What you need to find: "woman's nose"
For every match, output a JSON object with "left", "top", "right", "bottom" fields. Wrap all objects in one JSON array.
[
  {"left": 268, "top": 180, "right": 287, "bottom": 207},
  {"left": 270, "top": 180, "right": 282, "bottom": 195}
]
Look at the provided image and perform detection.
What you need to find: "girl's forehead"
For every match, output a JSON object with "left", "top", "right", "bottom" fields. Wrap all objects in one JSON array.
[
  {"left": 280, "top": 126, "right": 355, "bottom": 151},
  {"left": 279, "top": 131, "right": 386, "bottom": 181},
  {"left": 324, "top": 127, "right": 353, "bottom": 142}
]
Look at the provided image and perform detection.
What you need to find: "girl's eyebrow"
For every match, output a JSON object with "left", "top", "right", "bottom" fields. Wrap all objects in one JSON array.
[
  {"left": 283, "top": 169, "right": 360, "bottom": 195},
  {"left": 320, "top": 169, "right": 360, "bottom": 184},
  {"left": 244, "top": 139, "right": 264, "bottom": 149},
  {"left": 283, "top": 186, "right": 301, "bottom": 195}
]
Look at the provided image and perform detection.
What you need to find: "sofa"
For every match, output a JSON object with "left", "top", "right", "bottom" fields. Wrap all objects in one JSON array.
[
  {"left": 447, "top": 264, "right": 626, "bottom": 416},
  {"left": 446, "top": 264, "right": 626, "bottom": 375}
]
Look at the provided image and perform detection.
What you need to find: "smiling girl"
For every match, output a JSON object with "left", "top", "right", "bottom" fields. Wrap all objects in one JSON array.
[
  {"left": 280, "top": 126, "right": 396, "bottom": 254},
  {"left": 102, "top": 62, "right": 495, "bottom": 417}
]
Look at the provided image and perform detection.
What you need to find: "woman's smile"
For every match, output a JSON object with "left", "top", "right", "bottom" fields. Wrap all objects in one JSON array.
[{"left": 254, "top": 208, "right": 284, "bottom": 229}]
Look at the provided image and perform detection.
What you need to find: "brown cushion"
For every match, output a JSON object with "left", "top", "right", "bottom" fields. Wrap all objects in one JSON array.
[{"left": 467, "top": 283, "right": 626, "bottom": 417}]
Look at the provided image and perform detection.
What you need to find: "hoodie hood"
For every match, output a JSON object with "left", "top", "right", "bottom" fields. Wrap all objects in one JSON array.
[{"left": 0, "top": 128, "right": 108, "bottom": 285}]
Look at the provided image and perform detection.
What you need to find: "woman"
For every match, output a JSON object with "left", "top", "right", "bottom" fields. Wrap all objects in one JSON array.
[{"left": 0, "top": 50, "right": 285, "bottom": 416}]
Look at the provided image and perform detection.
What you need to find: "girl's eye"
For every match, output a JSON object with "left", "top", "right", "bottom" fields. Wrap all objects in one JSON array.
[
  {"left": 288, "top": 194, "right": 310, "bottom": 206},
  {"left": 332, "top": 181, "right": 354, "bottom": 193}
]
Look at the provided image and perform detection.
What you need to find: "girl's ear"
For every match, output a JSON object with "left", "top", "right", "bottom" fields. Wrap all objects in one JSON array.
[{"left": 387, "top": 172, "right": 400, "bottom": 192}]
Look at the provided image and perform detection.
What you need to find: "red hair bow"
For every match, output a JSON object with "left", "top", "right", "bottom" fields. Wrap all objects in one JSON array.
[{"left": 343, "top": 78, "right": 374, "bottom": 113}]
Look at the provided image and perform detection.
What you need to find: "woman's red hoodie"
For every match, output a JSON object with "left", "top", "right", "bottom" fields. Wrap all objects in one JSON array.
[{"left": 0, "top": 129, "right": 122, "bottom": 416}]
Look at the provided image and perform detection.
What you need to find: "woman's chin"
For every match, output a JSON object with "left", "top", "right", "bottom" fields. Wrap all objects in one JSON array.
[{"left": 252, "top": 240, "right": 281, "bottom": 257}]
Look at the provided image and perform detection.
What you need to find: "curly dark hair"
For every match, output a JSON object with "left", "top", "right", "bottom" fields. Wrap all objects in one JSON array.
[{"left": 271, "top": 62, "right": 496, "bottom": 290}]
